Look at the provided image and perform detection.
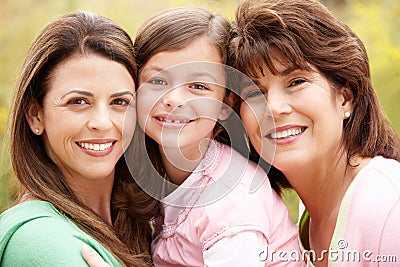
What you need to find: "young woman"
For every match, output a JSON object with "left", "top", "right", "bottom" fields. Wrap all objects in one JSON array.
[
  {"left": 0, "top": 11, "right": 157, "bottom": 266},
  {"left": 229, "top": 0, "right": 400, "bottom": 266}
]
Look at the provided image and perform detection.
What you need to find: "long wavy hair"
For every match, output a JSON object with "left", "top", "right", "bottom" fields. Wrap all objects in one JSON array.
[
  {"left": 9, "top": 11, "right": 158, "bottom": 266},
  {"left": 229, "top": 0, "right": 400, "bottom": 187}
]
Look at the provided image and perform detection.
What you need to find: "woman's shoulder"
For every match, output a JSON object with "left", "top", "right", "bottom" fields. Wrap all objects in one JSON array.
[
  {"left": 343, "top": 156, "right": 400, "bottom": 228},
  {"left": 357, "top": 156, "right": 400, "bottom": 194},
  {"left": 0, "top": 200, "right": 98, "bottom": 266},
  {"left": 368, "top": 156, "right": 400, "bottom": 178},
  {"left": 0, "top": 200, "right": 66, "bottom": 233}
]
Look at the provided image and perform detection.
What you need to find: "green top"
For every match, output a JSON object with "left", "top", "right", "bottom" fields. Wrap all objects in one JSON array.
[
  {"left": 298, "top": 209, "right": 310, "bottom": 250},
  {"left": 0, "top": 200, "right": 122, "bottom": 267}
]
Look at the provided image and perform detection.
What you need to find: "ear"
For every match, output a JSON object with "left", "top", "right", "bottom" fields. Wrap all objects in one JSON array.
[
  {"left": 219, "top": 92, "right": 235, "bottom": 121},
  {"left": 338, "top": 85, "right": 354, "bottom": 114},
  {"left": 26, "top": 102, "right": 45, "bottom": 135}
]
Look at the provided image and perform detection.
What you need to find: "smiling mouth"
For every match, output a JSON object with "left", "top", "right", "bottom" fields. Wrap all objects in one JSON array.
[
  {"left": 267, "top": 127, "right": 307, "bottom": 139},
  {"left": 76, "top": 141, "right": 115, "bottom": 151},
  {"left": 155, "top": 117, "right": 195, "bottom": 124}
]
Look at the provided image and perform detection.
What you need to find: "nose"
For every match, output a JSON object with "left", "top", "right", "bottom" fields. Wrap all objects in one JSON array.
[
  {"left": 87, "top": 105, "right": 113, "bottom": 131},
  {"left": 161, "top": 87, "right": 186, "bottom": 109},
  {"left": 265, "top": 89, "right": 292, "bottom": 118}
]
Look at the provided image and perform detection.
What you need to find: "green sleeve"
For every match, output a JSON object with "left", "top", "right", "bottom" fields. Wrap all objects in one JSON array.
[{"left": 1, "top": 217, "right": 120, "bottom": 267}]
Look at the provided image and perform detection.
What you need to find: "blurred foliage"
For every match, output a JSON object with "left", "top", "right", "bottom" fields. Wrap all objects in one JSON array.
[
  {"left": 341, "top": 0, "right": 400, "bottom": 131},
  {"left": 0, "top": 0, "right": 399, "bottom": 219}
]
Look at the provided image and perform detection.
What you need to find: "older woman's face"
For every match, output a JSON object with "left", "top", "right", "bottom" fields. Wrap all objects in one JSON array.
[
  {"left": 33, "top": 54, "right": 136, "bottom": 184},
  {"left": 240, "top": 59, "right": 350, "bottom": 174}
]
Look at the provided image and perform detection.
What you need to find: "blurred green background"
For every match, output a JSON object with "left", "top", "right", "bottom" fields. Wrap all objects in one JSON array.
[{"left": 1, "top": 0, "right": 399, "bottom": 222}]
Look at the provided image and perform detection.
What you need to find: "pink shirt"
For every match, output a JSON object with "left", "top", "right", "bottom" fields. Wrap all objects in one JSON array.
[
  {"left": 151, "top": 141, "right": 302, "bottom": 266},
  {"left": 300, "top": 156, "right": 400, "bottom": 267}
]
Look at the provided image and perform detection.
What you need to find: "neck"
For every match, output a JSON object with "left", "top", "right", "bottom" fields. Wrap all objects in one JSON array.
[
  {"left": 285, "top": 153, "right": 371, "bottom": 260},
  {"left": 66, "top": 173, "right": 114, "bottom": 225},
  {"left": 287, "top": 155, "right": 350, "bottom": 222},
  {"left": 160, "top": 139, "right": 211, "bottom": 185}
]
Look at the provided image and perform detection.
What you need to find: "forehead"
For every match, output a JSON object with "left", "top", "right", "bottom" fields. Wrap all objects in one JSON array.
[
  {"left": 139, "top": 36, "right": 226, "bottom": 86},
  {"left": 47, "top": 54, "right": 134, "bottom": 94},
  {"left": 143, "top": 36, "right": 222, "bottom": 70},
  {"left": 239, "top": 46, "right": 310, "bottom": 80}
]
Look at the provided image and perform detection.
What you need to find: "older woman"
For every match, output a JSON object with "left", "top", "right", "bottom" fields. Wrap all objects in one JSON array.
[
  {"left": 0, "top": 11, "right": 157, "bottom": 266},
  {"left": 229, "top": 0, "right": 400, "bottom": 266}
]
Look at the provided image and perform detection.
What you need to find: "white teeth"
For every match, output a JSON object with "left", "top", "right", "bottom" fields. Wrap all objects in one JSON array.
[
  {"left": 78, "top": 142, "right": 113, "bottom": 151},
  {"left": 270, "top": 127, "right": 303, "bottom": 139},
  {"left": 158, "top": 117, "right": 191, "bottom": 123}
]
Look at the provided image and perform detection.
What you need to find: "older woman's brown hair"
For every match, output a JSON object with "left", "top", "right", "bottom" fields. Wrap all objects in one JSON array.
[{"left": 9, "top": 11, "right": 157, "bottom": 266}]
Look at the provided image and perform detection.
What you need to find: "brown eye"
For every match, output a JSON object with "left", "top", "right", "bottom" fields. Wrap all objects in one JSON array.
[
  {"left": 246, "top": 90, "right": 265, "bottom": 98},
  {"left": 189, "top": 83, "right": 209, "bottom": 91},
  {"left": 288, "top": 79, "right": 306, "bottom": 87},
  {"left": 111, "top": 98, "right": 130, "bottom": 107},
  {"left": 68, "top": 98, "right": 88, "bottom": 105}
]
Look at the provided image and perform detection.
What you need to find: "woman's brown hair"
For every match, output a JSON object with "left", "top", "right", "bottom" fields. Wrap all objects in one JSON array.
[
  {"left": 229, "top": 0, "right": 400, "bottom": 185},
  {"left": 9, "top": 11, "right": 157, "bottom": 266}
]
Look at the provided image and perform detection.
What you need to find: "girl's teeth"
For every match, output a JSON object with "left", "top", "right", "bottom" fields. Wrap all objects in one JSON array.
[
  {"left": 159, "top": 117, "right": 190, "bottom": 123},
  {"left": 270, "top": 127, "right": 303, "bottom": 139}
]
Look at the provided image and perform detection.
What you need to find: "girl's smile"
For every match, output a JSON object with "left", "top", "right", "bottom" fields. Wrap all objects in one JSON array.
[{"left": 137, "top": 36, "right": 227, "bottom": 158}]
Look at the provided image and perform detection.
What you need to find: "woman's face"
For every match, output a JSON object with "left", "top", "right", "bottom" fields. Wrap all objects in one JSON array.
[
  {"left": 137, "top": 36, "right": 227, "bottom": 160},
  {"left": 240, "top": 59, "right": 351, "bottom": 174},
  {"left": 30, "top": 54, "right": 136, "bottom": 183}
]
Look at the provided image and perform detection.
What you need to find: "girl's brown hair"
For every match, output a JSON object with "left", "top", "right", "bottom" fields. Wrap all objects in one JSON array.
[
  {"left": 134, "top": 7, "right": 232, "bottom": 179},
  {"left": 229, "top": 0, "right": 400, "bottom": 185},
  {"left": 9, "top": 11, "right": 157, "bottom": 266}
]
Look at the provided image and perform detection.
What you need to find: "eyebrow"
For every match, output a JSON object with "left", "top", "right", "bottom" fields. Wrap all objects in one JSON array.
[
  {"left": 251, "top": 66, "right": 299, "bottom": 85},
  {"left": 61, "top": 89, "right": 93, "bottom": 99},
  {"left": 110, "top": 91, "right": 134, "bottom": 98},
  {"left": 141, "top": 65, "right": 219, "bottom": 84},
  {"left": 188, "top": 72, "right": 218, "bottom": 83},
  {"left": 61, "top": 89, "right": 133, "bottom": 99},
  {"left": 140, "top": 65, "right": 163, "bottom": 76},
  {"left": 280, "top": 66, "right": 299, "bottom": 76}
]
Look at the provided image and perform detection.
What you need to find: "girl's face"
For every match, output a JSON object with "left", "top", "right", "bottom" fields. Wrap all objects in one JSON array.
[
  {"left": 137, "top": 36, "right": 227, "bottom": 160},
  {"left": 27, "top": 54, "right": 136, "bottom": 184},
  {"left": 240, "top": 58, "right": 352, "bottom": 174}
]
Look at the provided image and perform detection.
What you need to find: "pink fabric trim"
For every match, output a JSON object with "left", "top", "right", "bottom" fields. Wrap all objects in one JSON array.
[{"left": 203, "top": 224, "right": 270, "bottom": 251}]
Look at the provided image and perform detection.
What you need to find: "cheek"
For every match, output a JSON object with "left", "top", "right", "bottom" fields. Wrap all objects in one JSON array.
[
  {"left": 136, "top": 94, "right": 154, "bottom": 130},
  {"left": 191, "top": 98, "right": 223, "bottom": 121},
  {"left": 122, "top": 108, "right": 137, "bottom": 149},
  {"left": 240, "top": 103, "right": 263, "bottom": 136}
]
